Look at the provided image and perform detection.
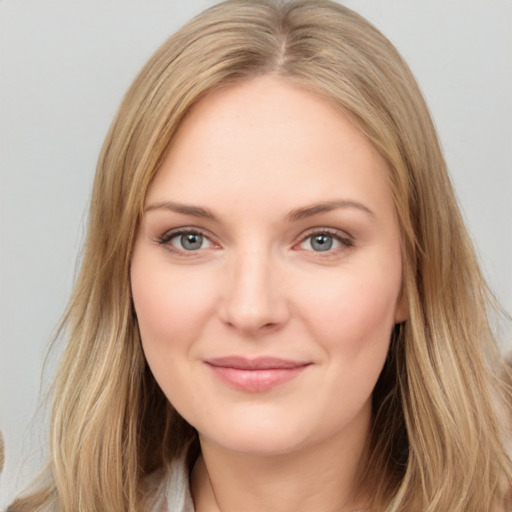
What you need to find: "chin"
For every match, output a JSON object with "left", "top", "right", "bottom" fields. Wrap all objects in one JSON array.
[
  {"left": 189, "top": 395, "right": 373, "bottom": 459},
  {"left": 203, "top": 430, "right": 311, "bottom": 456},
  {"left": 194, "top": 410, "right": 346, "bottom": 458},
  {"left": 191, "top": 409, "right": 305, "bottom": 455}
]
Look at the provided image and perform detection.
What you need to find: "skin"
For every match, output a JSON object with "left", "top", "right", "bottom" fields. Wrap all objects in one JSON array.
[{"left": 131, "top": 75, "right": 407, "bottom": 512}]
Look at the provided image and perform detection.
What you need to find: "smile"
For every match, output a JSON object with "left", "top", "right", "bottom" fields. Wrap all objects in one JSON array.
[{"left": 204, "top": 357, "right": 311, "bottom": 392}]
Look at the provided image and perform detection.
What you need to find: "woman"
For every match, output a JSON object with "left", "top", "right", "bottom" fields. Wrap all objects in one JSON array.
[{"left": 8, "top": 0, "right": 512, "bottom": 510}]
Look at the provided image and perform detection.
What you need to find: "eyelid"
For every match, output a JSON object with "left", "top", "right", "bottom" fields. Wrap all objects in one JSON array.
[
  {"left": 294, "top": 227, "right": 354, "bottom": 252},
  {"left": 154, "top": 225, "right": 354, "bottom": 256},
  {"left": 156, "top": 226, "right": 219, "bottom": 253}
]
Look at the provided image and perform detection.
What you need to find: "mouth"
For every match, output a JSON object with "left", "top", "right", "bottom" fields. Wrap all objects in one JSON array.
[{"left": 204, "top": 356, "right": 311, "bottom": 392}]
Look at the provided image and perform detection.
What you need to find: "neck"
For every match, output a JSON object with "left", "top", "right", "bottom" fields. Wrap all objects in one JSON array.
[{"left": 191, "top": 411, "right": 370, "bottom": 512}]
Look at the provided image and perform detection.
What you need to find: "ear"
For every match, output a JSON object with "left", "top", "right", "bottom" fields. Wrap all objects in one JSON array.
[{"left": 394, "top": 285, "right": 409, "bottom": 324}]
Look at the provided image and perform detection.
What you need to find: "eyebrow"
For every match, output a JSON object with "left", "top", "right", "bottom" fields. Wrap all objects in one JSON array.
[
  {"left": 286, "top": 200, "right": 375, "bottom": 222},
  {"left": 144, "top": 201, "right": 217, "bottom": 220},
  {"left": 144, "top": 199, "right": 374, "bottom": 222}
]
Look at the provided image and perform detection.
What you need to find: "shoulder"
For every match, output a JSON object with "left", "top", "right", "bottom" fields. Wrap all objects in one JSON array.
[{"left": 142, "top": 450, "right": 195, "bottom": 512}]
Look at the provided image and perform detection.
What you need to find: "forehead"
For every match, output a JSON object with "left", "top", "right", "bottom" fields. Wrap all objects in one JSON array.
[{"left": 147, "top": 75, "right": 394, "bottom": 221}]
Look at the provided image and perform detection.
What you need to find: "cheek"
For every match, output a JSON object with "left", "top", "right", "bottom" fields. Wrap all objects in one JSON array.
[
  {"left": 295, "top": 253, "right": 402, "bottom": 389},
  {"left": 132, "top": 259, "right": 210, "bottom": 341},
  {"left": 303, "top": 267, "right": 399, "bottom": 342},
  {"left": 129, "top": 250, "right": 219, "bottom": 385},
  {"left": 130, "top": 253, "right": 217, "bottom": 415}
]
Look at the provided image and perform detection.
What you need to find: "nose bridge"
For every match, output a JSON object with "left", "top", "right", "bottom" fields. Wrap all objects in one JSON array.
[{"left": 221, "top": 243, "right": 287, "bottom": 334}]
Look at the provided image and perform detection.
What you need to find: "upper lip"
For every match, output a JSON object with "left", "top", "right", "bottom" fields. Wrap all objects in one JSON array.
[{"left": 205, "top": 356, "right": 310, "bottom": 370}]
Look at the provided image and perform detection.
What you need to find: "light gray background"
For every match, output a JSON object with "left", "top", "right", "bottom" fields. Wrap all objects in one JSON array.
[{"left": 1, "top": 0, "right": 511, "bottom": 507}]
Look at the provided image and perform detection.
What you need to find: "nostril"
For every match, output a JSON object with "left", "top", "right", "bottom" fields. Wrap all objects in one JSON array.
[
  {"left": 221, "top": 304, "right": 288, "bottom": 335},
  {"left": 219, "top": 256, "right": 290, "bottom": 334}
]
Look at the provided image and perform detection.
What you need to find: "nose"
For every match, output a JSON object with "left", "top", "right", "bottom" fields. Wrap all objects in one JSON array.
[{"left": 219, "top": 247, "right": 290, "bottom": 336}]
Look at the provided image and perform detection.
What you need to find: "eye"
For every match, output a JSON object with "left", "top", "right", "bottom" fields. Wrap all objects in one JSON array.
[
  {"left": 174, "top": 232, "right": 210, "bottom": 251},
  {"left": 158, "top": 229, "right": 213, "bottom": 252},
  {"left": 298, "top": 230, "right": 353, "bottom": 253}
]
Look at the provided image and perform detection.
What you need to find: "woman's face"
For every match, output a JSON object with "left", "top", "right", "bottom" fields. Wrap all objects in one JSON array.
[{"left": 131, "top": 76, "right": 407, "bottom": 455}]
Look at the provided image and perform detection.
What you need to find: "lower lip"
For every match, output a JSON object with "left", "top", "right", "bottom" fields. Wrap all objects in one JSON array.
[{"left": 206, "top": 364, "right": 308, "bottom": 392}]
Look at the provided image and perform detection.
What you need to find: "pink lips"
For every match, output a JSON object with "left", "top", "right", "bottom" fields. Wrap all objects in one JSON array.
[{"left": 204, "top": 356, "right": 310, "bottom": 392}]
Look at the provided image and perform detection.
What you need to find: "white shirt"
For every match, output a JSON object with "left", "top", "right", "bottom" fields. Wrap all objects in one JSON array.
[
  {"left": 146, "top": 450, "right": 194, "bottom": 512},
  {"left": 147, "top": 450, "right": 366, "bottom": 512}
]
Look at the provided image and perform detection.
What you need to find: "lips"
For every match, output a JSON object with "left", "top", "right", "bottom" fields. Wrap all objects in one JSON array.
[{"left": 204, "top": 356, "right": 311, "bottom": 392}]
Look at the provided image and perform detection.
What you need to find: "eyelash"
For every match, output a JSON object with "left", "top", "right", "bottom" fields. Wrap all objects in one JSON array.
[
  {"left": 156, "top": 227, "right": 354, "bottom": 255},
  {"left": 156, "top": 228, "right": 214, "bottom": 253},
  {"left": 297, "top": 228, "right": 354, "bottom": 253}
]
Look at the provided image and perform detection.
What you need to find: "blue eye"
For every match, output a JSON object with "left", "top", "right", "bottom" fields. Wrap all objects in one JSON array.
[
  {"left": 174, "top": 233, "right": 205, "bottom": 250},
  {"left": 159, "top": 230, "right": 213, "bottom": 251},
  {"left": 299, "top": 231, "right": 352, "bottom": 253},
  {"left": 309, "top": 233, "right": 336, "bottom": 252}
]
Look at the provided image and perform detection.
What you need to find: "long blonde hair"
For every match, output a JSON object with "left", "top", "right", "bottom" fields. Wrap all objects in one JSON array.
[{"left": 10, "top": 1, "right": 512, "bottom": 510}]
